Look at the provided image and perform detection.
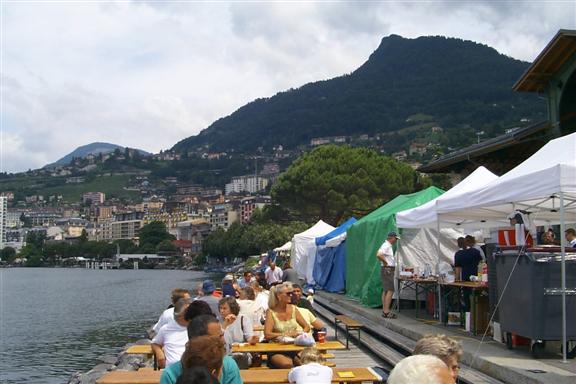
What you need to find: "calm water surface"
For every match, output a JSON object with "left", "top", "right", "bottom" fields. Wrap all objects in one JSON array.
[{"left": 0, "top": 268, "right": 209, "bottom": 384}]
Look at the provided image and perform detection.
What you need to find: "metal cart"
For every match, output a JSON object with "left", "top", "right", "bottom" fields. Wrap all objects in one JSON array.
[{"left": 494, "top": 247, "right": 576, "bottom": 358}]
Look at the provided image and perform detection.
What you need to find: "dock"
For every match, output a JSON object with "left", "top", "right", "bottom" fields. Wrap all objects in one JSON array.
[{"left": 314, "top": 291, "right": 576, "bottom": 384}]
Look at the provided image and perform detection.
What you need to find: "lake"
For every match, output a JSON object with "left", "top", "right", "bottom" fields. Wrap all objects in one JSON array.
[{"left": 0, "top": 268, "right": 210, "bottom": 384}]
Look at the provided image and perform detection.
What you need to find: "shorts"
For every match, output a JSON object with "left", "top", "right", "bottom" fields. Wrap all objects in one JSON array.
[{"left": 381, "top": 266, "right": 395, "bottom": 292}]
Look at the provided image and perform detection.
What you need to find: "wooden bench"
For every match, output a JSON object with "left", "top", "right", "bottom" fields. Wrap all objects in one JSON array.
[{"left": 334, "top": 315, "right": 363, "bottom": 349}]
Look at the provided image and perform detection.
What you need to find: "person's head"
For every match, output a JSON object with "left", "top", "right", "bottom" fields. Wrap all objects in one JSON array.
[
  {"left": 464, "top": 235, "right": 476, "bottom": 247},
  {"left": 543, "top": 229, "right": 556, "bottom": 244},
  {"left": 176, "top": 366, "right": 219, "bottom": 384},
  {"left": 300, "top": 347, "right": 325, "bottom": 364},
  {"left": 222, "top": 275, "right": 234, "bottom": 285},
  {"left": 241, "top": 286, "right": 256, "bottom": 300},
  {"left": 249, "top": 280, "right": 263, "bottom": 293},
  {"left": 464, "top": 236, "right": 476, "bottom": 248},
  {"left": 566, "top": 228, "right": 576, "bottom": 242},
  {"left": 387, "top": 231, "right": 400, "bottom": 245},
  {"left": 268, "top": 282, "right": 294, "bottom": 309},
  {"left": 456, "top": 237, "right": 465, "bottom": 249},
  {"left": 388, "top": 355, "right": 455, "bottom": 384},
  {"left": 218, "top": 296, "right": 240, "bottom": 318},
  {"left": 171, "top": 288, "right": 191, "bottom": 306},
  {"left": 413, "top": 334, "right": 463, "bottom": 381},
  {"left": 202, "top": 280, "right": 216, "bottom": 295},
  {"left": 292, "top": 283, "right": 303, "bottom": 302},
  {"left": 195, "top": 282, "right": 205, "bottom": 297},
  {"left": 243, "top": 271, "right": 253, "bottom": 282},
  {"left": 181, "top": 335, "right": 225, "bottom": 380},
  {"left": 508, "top": 212, "right": 524, "bottom": 225},
  {"left": 187, "top": 314, "right": 222, "bottom": 340},
  {"left": 184, "top": 300, "right": 213, "bottom": 322},
  {"left": 173, "top": 297, "right": 192, "bottom": 324},
  {"left": 269, "top": 261, "right": 276, "bottom": 270}
]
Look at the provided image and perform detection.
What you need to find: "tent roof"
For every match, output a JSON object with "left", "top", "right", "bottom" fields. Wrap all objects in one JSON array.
[
  {"left": 274, "top": 241, "right": 292, "bottom": 252},
  {"left": 293, "top": 220, "right": 335, "bottom": 240},
  {"left": 315, "top": 217, "right": 357, "bottom": 246},
  {"left": 396, "top": 166, "right": 498, "bottom": 228},
  {"left": 356, "top": 186, "right": 445, "bottom": 224},
  {"left": 437, "top": 132, "right": 576, "bottom": 226}
]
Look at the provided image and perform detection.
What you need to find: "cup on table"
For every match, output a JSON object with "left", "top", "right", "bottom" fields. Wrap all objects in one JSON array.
[{"left": 317, "top": 331, "right": 326, "bottom": 343}]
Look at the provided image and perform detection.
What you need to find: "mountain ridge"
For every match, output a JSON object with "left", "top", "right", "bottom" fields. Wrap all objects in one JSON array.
[
  {"left": 172, "top": 34, "right": 545, "bottom": 154},
  {"left": 44, "top": 142, "right": 151, "bottom": 169}
]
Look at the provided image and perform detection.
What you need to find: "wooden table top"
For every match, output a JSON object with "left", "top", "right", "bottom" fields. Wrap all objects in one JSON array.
[
  {"left": 96, "top": 367, "right": 381, "bottom": 384},
  {"left": 398, "top": 276, "right": 438, "bottom": 283},
  {"left": 125, "top": 345, "right": 153, "bottom": 355},
  {"left": 96, "top": 370, "right": 161, "bottom": 384},
  {"left": 232, "top": 340, "right": 346, "bottom": 353},
  {"left": 440, "top": 281, "right": 488, "bottom": 289},
  {"left": 241, "top": 367, "right": 381, "bottom": 383}
]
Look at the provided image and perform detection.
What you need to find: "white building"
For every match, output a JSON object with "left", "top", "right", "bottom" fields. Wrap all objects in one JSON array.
[
  {"left": 225, "top": 175, "right": 268, "bottom": 195},
  {"left": 0, "top": 196, "right": 7, "bottom": 249}
]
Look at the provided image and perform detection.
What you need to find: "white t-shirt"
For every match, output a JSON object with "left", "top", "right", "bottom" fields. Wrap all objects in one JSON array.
[
  {"left": 570, "top": 238, "right": 576, "bottom": 248},
  {"left": 151, "top": 321, "right": 189, "bottom": 367},
  {"left": 288, "top": 363, "right": 333, "bottom": 384},
  {"left": 256, "top": 291, "right": 269, "bottom": 311},
  {"left": 265, "top": 267, "right": 283, "bottom": 284},
  {"left": 238, "top": 299, "right": 265, "bottom": 326},
  {"left": 377, "top": 240, "right": 395, "bottom": 267},
  {"left": 224, "top": 315, "right": 254, "bottom": 347},
  {"left": 152, "top": 307, "right": 175, "bottom": 333}
]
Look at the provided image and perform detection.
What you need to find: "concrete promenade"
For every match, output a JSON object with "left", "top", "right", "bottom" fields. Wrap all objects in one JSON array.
[{"left": 315, "top": 291, "right": 576, "bottom": 384}]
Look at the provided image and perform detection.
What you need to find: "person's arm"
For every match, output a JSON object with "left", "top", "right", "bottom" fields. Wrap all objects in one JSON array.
[
  {"left": 293, "top": 306, "right": 311, "bottom": 333},
  {"left": 264, "top": 309, "right": 282, "bottom": 340},
  {"left": 151, "top": 343, "right": 166, "bottom": 369},
  {"left": 376, "top": 244, "right": 388, "bottom": 266}
]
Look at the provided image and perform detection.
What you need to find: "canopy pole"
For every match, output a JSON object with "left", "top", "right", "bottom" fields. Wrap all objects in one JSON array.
[
  {"left": 560, "top": 192, "right": 567, "bottom": 363},
  {"left": 436, "top": 209, "right": 442, "bottom": 323}
]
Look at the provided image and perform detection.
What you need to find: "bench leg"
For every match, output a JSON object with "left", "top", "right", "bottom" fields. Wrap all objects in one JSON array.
[
  {"left": 345, "top": 326, "right": 349, "bottom": 349},
  {"left": 334, "top": 319, "right": 339, "bottom": 342}
]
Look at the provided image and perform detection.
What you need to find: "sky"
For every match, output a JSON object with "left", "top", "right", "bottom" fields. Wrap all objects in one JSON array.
[{"left": 1, "top": 0, "right": 575, "bottom": 173}]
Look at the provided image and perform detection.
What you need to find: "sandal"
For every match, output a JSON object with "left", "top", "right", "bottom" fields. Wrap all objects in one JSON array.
[{"left": 381, "top": 312, "right": 397, "bottom": 319}]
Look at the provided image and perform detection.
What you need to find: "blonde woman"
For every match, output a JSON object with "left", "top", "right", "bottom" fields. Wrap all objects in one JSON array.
[
  {"left": 288, "top": 347, "right": 332, "bottom": 384},
  {"left": 264, "top": 282, "right": 311, "bottom": 368}
]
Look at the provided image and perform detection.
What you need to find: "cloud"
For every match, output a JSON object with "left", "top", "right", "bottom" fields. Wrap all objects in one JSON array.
[{"left": 1, "top": 0, "right": 574, "bottom": 173}]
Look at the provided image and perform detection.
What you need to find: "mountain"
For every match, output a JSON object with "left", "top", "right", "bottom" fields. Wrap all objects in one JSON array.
[
  {"left": 44, "top": 142, "right": 151, "bottom": 168},
  {"left": 172, "top": 35, "right": 545, "bottom": 154}
]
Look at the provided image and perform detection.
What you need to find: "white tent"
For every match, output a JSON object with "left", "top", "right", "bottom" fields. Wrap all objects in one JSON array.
[
  {"left": 436, "top": 132, "right": 576, "bottom": 361},
  {"left": 291, "top": 220, "right": 335, "bottom": 284},
  {"left": 437, "top": 133, "right": 576, "bottom": 225},
  {"left": 274, "top": 241, "right": 292, "bottom": 252},
  {"left": 396, "top": 166, "right": 499, "bottom": 228}
]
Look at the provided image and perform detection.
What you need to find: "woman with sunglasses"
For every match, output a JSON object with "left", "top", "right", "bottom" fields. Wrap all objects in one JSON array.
[{"left": 264, "top": 282, "right": 311, "bottom": 368}]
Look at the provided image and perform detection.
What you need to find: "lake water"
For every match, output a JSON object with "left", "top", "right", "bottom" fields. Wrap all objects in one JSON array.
[{"left": 0, "top": 268, "right": 210, "bottom": 384}]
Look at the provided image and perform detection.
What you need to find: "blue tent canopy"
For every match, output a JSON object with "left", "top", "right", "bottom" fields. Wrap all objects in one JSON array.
[{"left": 313, "top": 218, "right": 357, "bottom": 292}]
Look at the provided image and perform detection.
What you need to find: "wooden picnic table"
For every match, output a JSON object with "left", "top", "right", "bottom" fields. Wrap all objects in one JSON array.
[
  {"left": 96, "top": 370, "right": 161, "bottom": 384},
  {"left": 96, "top": 367, "right": 382, "bottom": 384},
  {"left": 241, "top": 367, "right": 382, "bottom": 383},
  {"left": 125, "top": 345, "right": 153, "bottom": 355},
  {"left": 231, "top": 340, "right": 346, "bottom": 353}
]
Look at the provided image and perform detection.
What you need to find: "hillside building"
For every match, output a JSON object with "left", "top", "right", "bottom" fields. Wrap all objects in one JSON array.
[
  {"left": 225, "top": 175, "right": 268, "bottom": 195},
  {"left": 240, "top": 196, "right": 271, "bottom": 224},
  {"left": 0, "top": 196, "right": 7, "bottom": 249},
  {"left": 82, "top": 192, "right": 105, "bottom": 205}
]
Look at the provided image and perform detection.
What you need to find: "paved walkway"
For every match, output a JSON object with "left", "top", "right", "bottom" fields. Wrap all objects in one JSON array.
[{"left": 315, "top": 291, "right": 576, "bottom": 384}]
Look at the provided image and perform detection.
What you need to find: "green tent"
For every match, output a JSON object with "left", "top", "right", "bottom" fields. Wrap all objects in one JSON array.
[{"left": 345, "top": 186, "right": 445, "bottom": 307}]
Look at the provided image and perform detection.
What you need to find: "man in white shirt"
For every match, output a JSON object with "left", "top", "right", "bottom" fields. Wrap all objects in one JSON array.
[
  {"left": 265, "top": 261, "right": 283, "bottom": 286},
  {"left": 376, "top": 231, "right": 399, "bottom": 319},
  {"left": 151, "top": 288, "right": 191, "bottom": 336},
  {"left": 152, "top": 298, "right": 191, "bottom": 368}
]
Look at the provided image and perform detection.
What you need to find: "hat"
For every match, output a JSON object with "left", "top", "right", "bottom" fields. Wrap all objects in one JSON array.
[
  {"left": 223, "top": 274, "right": 234, "bottom": 281},
  {"left": 202, "top": 279, "right": 215, "bottom": 294},
  {"left": 387, "top": 231, "right": 400, "bottom": 239},
  {"left": 307, "top": 288, "right": 314, "bottom": 294}
]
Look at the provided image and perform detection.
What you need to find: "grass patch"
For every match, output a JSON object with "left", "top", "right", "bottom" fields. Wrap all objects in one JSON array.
[{"left": 41, "top": 174, "right": 140, "bottom": 202}]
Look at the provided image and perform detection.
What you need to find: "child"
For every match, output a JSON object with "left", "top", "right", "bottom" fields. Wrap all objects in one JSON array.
[
  {"left": 306, "top": 288, "right": 314, "bottom": 305},
  {"left": 288, "top": 347, "right": 332, "bottom": 384}
]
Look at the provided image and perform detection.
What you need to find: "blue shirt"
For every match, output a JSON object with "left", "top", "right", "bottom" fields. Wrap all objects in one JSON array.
[
  {"left": 455, "top": 248, "right": 482, "bottom": 281},
  {"left": 160, "top": 355, "right": 242, "bottom": 384}
]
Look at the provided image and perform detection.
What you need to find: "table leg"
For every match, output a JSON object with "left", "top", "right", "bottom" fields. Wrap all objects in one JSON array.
[{"left": 415, "top": 283, "right": 420, "bottom": 318}]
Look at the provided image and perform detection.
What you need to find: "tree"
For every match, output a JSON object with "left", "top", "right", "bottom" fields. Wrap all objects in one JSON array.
[
  {"left": 157, "top": 239, "right": 177, "bottom": 253},
  {"left": 0, "top": 247, "right": 16, "bottom": 263},
  {"left": 272, "top": 145, "right": 429, "bottom": 224},
  {"left": 138, "top": 221, "right": 175, "bottom": 251}
]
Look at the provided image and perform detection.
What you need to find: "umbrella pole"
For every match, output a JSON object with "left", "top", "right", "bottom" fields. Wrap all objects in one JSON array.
[{"left": 560, "top": 192, "right": 567, "bottom": 363}]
